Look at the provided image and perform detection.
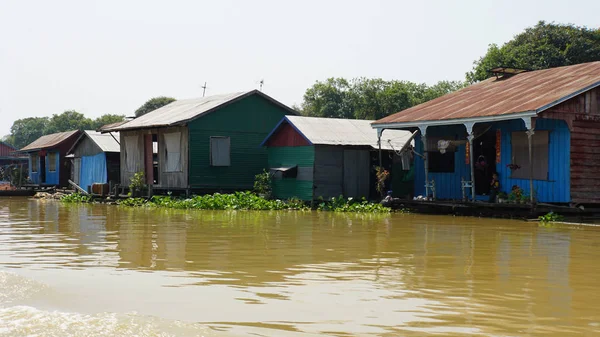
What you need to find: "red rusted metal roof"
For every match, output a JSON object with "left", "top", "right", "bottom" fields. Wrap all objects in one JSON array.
[
  {"left": 20, "top": 130, "right": 80, "bottom": 152},
  {"left": 373, "top": 61, "right": 600, "bottom": 126}
]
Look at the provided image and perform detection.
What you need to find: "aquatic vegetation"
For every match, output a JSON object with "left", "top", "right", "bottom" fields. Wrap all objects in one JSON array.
[
  {"left": 317, "top": 196, "right": 391, "bottom": 213},
  {"left": 60, "top": 193, "right": 92, "bottom": 203},
  {"left": 117, "top": 197, "right": 147, "bottom": 207},
  {"left": 538, "top": 212, "right": 564, "bottom": 223},
  {"left": 61, "top": 190, "right": 388, "bottom": 213},
  {"left": 148, "top": 192, "right": 311, "bottom": 211}
]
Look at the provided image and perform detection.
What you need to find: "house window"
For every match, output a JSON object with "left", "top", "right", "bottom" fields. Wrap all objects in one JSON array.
[
  {"left": 510, "top": 131, "right": 549, "bottom": 180},
  {"left": 48, "top": 152, "right": 57, "bottom": 172},
  {"left": 210, "top": 136, "right": 230, "bottom": 166},
  {"left": 164, "top": 132, "right": 182, "bottom": 172},
  {"left": 428, "top": 151, "right": 455, "bottom": 173},
  {"left": 31, "top": 155, "right": 38, "bottom": 173}
]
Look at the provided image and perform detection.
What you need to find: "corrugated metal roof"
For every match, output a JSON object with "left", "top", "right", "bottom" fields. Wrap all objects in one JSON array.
[
  {"left": 266, "top": 116, "right": 413, "bottom": 151},
  {"left": 83, "top": 131, "right": 120, "bottom": 153},
  {"left": 373, "top": 61, "right": 600, "bottom": 126},
  {"left": 104, "top": 90, "right": 298, "bottom": 132},
  {"left": 97, "top": 121, "right": 128, "bottom": 132},
  {"left": 20, "top": 130, "right": 80, "bottom": 152}
]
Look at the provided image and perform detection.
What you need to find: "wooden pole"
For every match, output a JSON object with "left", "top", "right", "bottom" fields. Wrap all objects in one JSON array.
[
  {"left": 420, "top": 128, "right": 429, "bottom": 199},
  {"left": 527, "top": 129, "right": 535, "bottom": 204}
]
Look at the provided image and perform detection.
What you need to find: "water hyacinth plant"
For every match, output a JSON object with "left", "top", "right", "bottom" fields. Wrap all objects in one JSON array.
[
  {"left": 317, "top": 196, "right": 391, "bottom": 213},
  {"left": 60, "top": 193, "right": 92, "bottom": 203}
]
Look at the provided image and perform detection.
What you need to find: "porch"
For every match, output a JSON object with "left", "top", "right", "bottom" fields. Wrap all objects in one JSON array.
[{"left": 375, "top": 114, "right": 571, "bottom": 205}]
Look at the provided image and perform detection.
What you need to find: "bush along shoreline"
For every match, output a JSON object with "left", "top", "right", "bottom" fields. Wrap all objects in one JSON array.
[{"left": 60, "top": 191, "right": 392, "bottom": 213}]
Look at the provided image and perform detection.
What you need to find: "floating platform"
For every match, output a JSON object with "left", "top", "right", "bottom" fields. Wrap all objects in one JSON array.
[{"left": 390, "top": 199, "right": 600, "bottom": 221}]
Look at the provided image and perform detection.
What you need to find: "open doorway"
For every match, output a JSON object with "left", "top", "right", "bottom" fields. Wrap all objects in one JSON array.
[{"left": 473, "top": 129, "right": 496, "bottom": 195}]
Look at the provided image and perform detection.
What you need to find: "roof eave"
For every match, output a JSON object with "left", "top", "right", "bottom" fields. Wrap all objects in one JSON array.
[{"left": 371, "top": 111, "right": 537, "bottom": 130}]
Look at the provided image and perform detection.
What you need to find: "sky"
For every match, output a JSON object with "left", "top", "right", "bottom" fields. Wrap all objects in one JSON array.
[{"left": 1, "top": 0, "right": 599, "bottom": 137}]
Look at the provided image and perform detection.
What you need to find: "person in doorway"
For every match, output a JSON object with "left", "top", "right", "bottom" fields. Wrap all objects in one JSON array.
[{"left": 489, "top": 173, "right": 500, "bottom": 203}]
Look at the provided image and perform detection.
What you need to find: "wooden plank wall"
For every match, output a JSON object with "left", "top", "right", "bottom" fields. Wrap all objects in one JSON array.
[
  {"left": 314, "top": 146, "right": 344, "bottom": 198},
  {"left": 541, "top": 87, "right": 600, "bottom": 204}
]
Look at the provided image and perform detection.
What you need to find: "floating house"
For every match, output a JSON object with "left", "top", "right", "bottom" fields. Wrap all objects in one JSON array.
[
  {"left": 67, "top": 131, "right": 121, "bottom": 192},
  {"left": 261, "top": 116, "right": 414, "bottom": 201},
  {"left": 0, "top": 141, "right": 28, "bottom": 172},
  {"left": 20, "top": 130, "right": 81, "bottom": 187},
  {"left": 102, "top": 90, "right": 298, "bottom": 194},
  {"left": 372, "top": 62, "right": 600, "bottom": 205}
]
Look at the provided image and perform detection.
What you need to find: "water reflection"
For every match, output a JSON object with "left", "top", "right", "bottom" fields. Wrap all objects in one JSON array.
[{"left": 0, "top": 198, "right": 599, "bottom": 336}]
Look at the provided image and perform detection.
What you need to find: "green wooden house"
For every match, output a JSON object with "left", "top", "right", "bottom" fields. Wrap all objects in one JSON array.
[
  {"left": 103, "top": 90, "right": 298, "bottom": 194},
  {"left": 260, "top": 116, "right": 414, "bottom": 201}
]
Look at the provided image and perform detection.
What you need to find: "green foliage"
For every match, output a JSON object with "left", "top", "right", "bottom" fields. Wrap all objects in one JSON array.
[
  {"left": 317, "top": 196, "right": 391, "bottom": 213},
  {"left": 299, "top": 77, "right": 464, "bottom": 119},
  {"left": 146, "top": 192, "right": 310, "bottom": 211},
  {"left": 134, "top": 96, "right": 176, "bottom": 117},
  {"left": 117, "top": 197, "right": 147, "bottom": 207},
  {"left": 253, "top": 169, "right": 273, "bottom": 197},
  {"left": 467, "top": 21, "right": 600, "bottom": 83},
  {"left": 9, "top": 117, "right": 50, "bottom": 149},
  {"left": 8, "top": 112, "right": 126, "bottom": 149},
  {"left": 61, "top": 193, "right": 92, "bottom": 203},
  {"left": 128, "top": 172, "right": 146, "bottom": 196},
  {"left": 44, "top": 110, "right": 94, "bottom": 135},
  {"left": 91, "top": 114, "right": 126, "bottom": 130},
  {"left": 538, "top": 212, "right": 564, "bottom": 223}
]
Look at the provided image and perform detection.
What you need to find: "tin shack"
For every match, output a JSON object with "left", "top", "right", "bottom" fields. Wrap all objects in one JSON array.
[
  {"left": 261, "top": 116, "right": 414, "bottom": 201},
  {"left": 102, "top": 90, "right": 298, "bottom": 194},
  {"left": 67, "top": 131, "right": 121, "bottom": 193}
]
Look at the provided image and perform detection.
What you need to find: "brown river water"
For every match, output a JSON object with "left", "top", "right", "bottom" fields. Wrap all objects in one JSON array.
[{"left": 0, "top": 197, "right": 599, "bottom": 336}]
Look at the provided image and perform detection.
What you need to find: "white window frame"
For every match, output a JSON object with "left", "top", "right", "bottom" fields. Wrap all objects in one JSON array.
[{"left": 210, "top": 136, "right": 231, "bottom": 167}]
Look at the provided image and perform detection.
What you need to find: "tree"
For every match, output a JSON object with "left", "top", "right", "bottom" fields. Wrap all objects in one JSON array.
[
  {"left": 9, "top": 117, "right": 50, "bottom": 149},
  {"left": 45, "top": 110, "right": 93, "bottom": 134},
  {"left": 300, "top": 78, "right": 353, "bottom": 119},
  {"left": 467, "top": 21, "right": 600, "bottom": 83},
  {"left": 299, "top": 78, "right": 464, "bottom": 120},
  {"left": 92, "top": 114, "right": 126, "bottom": 130},
  {"left": 134, "top": 96, "right": 176, "bottom": 117}
]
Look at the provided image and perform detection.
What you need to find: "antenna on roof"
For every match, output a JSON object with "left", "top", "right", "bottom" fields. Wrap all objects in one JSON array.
[
  {"left": 201, "top": 82, "right": 208, "bottom": 97},
  {"left": 259, "top": 79, "right": 264, "bottom": 91}
]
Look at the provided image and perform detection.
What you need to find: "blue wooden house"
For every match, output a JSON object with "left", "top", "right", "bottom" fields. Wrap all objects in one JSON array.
[
  {"left": 372, "top": 62, "right": 600, "bottom": 205},
  {"left": 20, "top": 130, "right": 81, "bottom": 187}
]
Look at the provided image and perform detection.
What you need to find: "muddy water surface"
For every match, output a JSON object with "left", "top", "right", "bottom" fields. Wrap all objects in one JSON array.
[{"left": 0, "top": 198, "right": 599, "bottom": 336}]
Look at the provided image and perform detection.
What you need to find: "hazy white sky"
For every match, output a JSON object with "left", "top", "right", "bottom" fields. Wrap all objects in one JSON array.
[{"left": 1, "top": 0, "right": 599, "bottom": 137}]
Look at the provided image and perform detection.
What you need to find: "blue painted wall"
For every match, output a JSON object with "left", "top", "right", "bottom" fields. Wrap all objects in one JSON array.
[
  {"left": 413, "top": 118, "right": 570, "bottom": 203},
  {"left": 495, "top": 118, "right": 570, "bottom": 203},
  {"left": 28, "top": 151, "right": 60, "bottom": 185},
  {"left": 29, "top": 154, "right": 40, "bottom": 184},
  {"left": 79, "top": 153, "right": 108, "bottom": 191},
  {"left": 414, "top": 125, "right": 470, "bottom": 199}
]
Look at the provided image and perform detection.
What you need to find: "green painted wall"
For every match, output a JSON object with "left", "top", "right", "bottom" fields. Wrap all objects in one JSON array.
[
  {"left": 267, "top": 146, "right": 315, "bottom": 201},
  {"left": 188, "top": 94, "right": 293, "bottom": 190}
]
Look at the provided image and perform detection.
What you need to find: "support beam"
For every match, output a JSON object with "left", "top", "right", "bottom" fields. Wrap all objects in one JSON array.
[
  {"left": 526, "top": 128, "right": 535, "bottom": 205},
  {"left": 523, "top": 117, "right": 536, "bottom": 205},
  {"left": 418, "top": 125, "right": 429, "bottom": 198},
  {"left": 377, "top": 128, "right": 383, "bottom": 169},
  {"left": 465, "top": 122, "right": 476, "bottom": 201}
]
